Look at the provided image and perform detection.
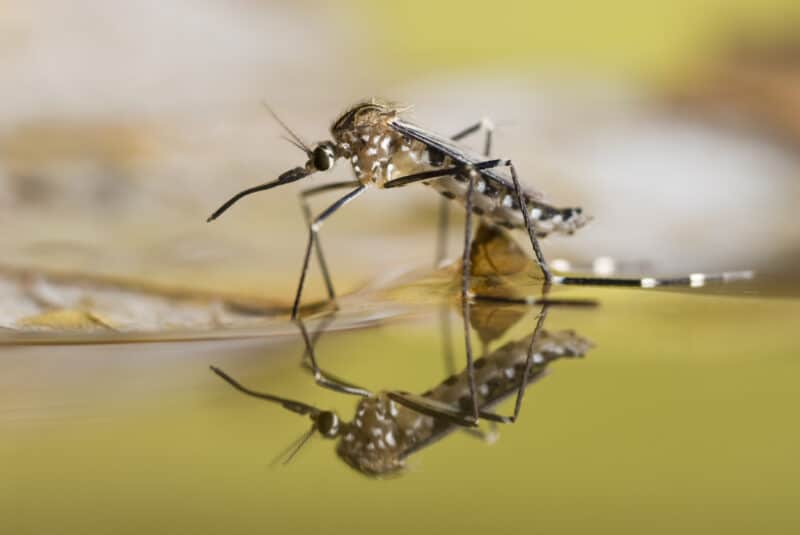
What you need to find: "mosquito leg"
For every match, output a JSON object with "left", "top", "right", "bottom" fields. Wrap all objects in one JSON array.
[
  {"left": 304, "top": 313, "right": 337, "bottom": 356},
  {"left": 461, "top": 169, "right": 480, "bottom": 423},
  {"left": 386, "top": 390, "right": 478, "bottom": 427},
  {"left": 298, "top": 312, "right": 337, "bottom": 371},
  {"left": 446, "top": 303, "right": 552, "bottom": 425},
  {"left": 506, "top": 304, "right": 549, "bottom": 423},
  {"left": 555, "top": 270, "right": 754, "bottom": 289},
  {"left": 436, "top": 119, "right": 495, "bottom": 265},
  {"left": 298, "top": 180, "right": 361, "bottom": 305},
  {"left": 450, "top": 117, "right": 494, "bottom": 156},
  {"left": 292, "top": 185, "right": 366, "bottom": 320},
  {"left": 383, "top": 159, "right": 508, "bottom": 189},
  {"left": 473, "top": 294, "right": 598, "bottom": 309},
  {"left": 295, "top": 317, "right": 372, "bottom": 397},
  {"left": 508, "top": 161, "right": 553, "bottom": 287},
  {"left": 450, "top": 121, "right": 481, "bottom": 142}
]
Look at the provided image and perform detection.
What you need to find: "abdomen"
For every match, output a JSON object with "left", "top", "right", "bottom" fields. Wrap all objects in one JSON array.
[{"left": 424, "top": 177, "right": 589, "bottom": 237}]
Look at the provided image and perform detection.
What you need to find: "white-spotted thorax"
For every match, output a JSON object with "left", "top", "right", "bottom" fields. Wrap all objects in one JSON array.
[{"left": 331, "top": 99, "right": 429, "bottom": 188}]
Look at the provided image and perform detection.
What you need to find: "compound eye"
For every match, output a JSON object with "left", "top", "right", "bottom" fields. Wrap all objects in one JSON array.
[
  {"left": 313, "top": 146, "right": 334, "bottom": 171},
  {"left": 317, "top": 411, "right": 340, "bottom": 437}
]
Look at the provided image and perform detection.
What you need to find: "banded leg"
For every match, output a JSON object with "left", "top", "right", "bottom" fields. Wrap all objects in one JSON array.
[
  {"left": 383, "top": 159, "right": 508, "bottom": 189},
  {"left": 508, "top": 161, "right": 553, "bottom": 285},
  {"left": 292, "top": 185, "right": 366, "bottom": 320},
  {"left": 298, "top": 180, "right": 361, "bottom": 308},
  {"left": 555, "top": 270, "right": 755, "bottom": 289},
  {"left": 436, "top": 119, "right": 495, "bottom": 266}
]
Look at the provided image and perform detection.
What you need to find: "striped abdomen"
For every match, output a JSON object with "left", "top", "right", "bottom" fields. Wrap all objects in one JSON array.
[{"left": 425, "top": 174, "right": 589, "bottom": 237}]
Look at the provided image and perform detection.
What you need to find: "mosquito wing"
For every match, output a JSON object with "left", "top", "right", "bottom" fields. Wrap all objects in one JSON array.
[{"left": 388, "top": 117, "right": 543, "bottom": 200}]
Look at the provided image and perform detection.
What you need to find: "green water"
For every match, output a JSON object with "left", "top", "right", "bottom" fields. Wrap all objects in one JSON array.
[{"left": 3, "top": 284, "right": 799, "bottom": 534}]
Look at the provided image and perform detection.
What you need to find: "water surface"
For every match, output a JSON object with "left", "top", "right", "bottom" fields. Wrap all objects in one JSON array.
[{"left": 3, "top": 279, "right": 799, "bottom": 534}]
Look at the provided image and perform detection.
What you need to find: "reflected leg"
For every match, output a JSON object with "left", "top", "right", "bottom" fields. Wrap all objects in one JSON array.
[
  {"left": 473, "top": 304, "right": 550, "bottom": 424},
  {"left": 295, "top": 317, "right": 372, "bottom": 398}
]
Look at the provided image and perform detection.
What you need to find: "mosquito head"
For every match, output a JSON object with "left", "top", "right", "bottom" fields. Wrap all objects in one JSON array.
[
  {"left": 308, "top": 141, "right": 338, "bottom": 172},
  {"left": 261, "top": 101, "right": 338, "bottom": 173},
  {"left": 335, "top": 394, "right": 408, "bottom": 476}
]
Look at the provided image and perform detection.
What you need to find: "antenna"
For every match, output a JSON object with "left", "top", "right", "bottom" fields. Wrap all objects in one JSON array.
[
  {"left": 262, "top": 100, "right": 311, "bottom": 156},
  {"left": 282, "top": 425, "right": 317, "bottom": 465}
]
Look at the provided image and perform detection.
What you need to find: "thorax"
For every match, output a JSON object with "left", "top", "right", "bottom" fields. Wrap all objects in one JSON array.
[{"left": 336, "top": 124, "right": 430, "bottom": 187}]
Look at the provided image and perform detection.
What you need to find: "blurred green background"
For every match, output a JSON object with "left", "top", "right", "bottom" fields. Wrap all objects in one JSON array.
[{"left": 358, "top": 0, "right": 800, "bottom": 77}]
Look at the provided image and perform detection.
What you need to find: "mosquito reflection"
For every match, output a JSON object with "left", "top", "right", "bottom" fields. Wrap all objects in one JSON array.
[{"left": 211, "top": 299, "right": 592, "bottom": 477}]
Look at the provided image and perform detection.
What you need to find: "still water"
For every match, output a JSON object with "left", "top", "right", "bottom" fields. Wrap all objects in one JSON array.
[{"left": 3, "top": 271, "right": 799, "bottom": 534}]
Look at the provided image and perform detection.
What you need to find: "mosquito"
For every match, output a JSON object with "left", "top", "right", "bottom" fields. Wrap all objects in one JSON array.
[
  {"left": 207, "top": 99, "right": 753, "bottom": 420},
  {"left": 206, "top": 99, "right": 586, "bottom": 313},
  {"left": 210, "top": 302, "right": 591, "bottom": 476}
]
